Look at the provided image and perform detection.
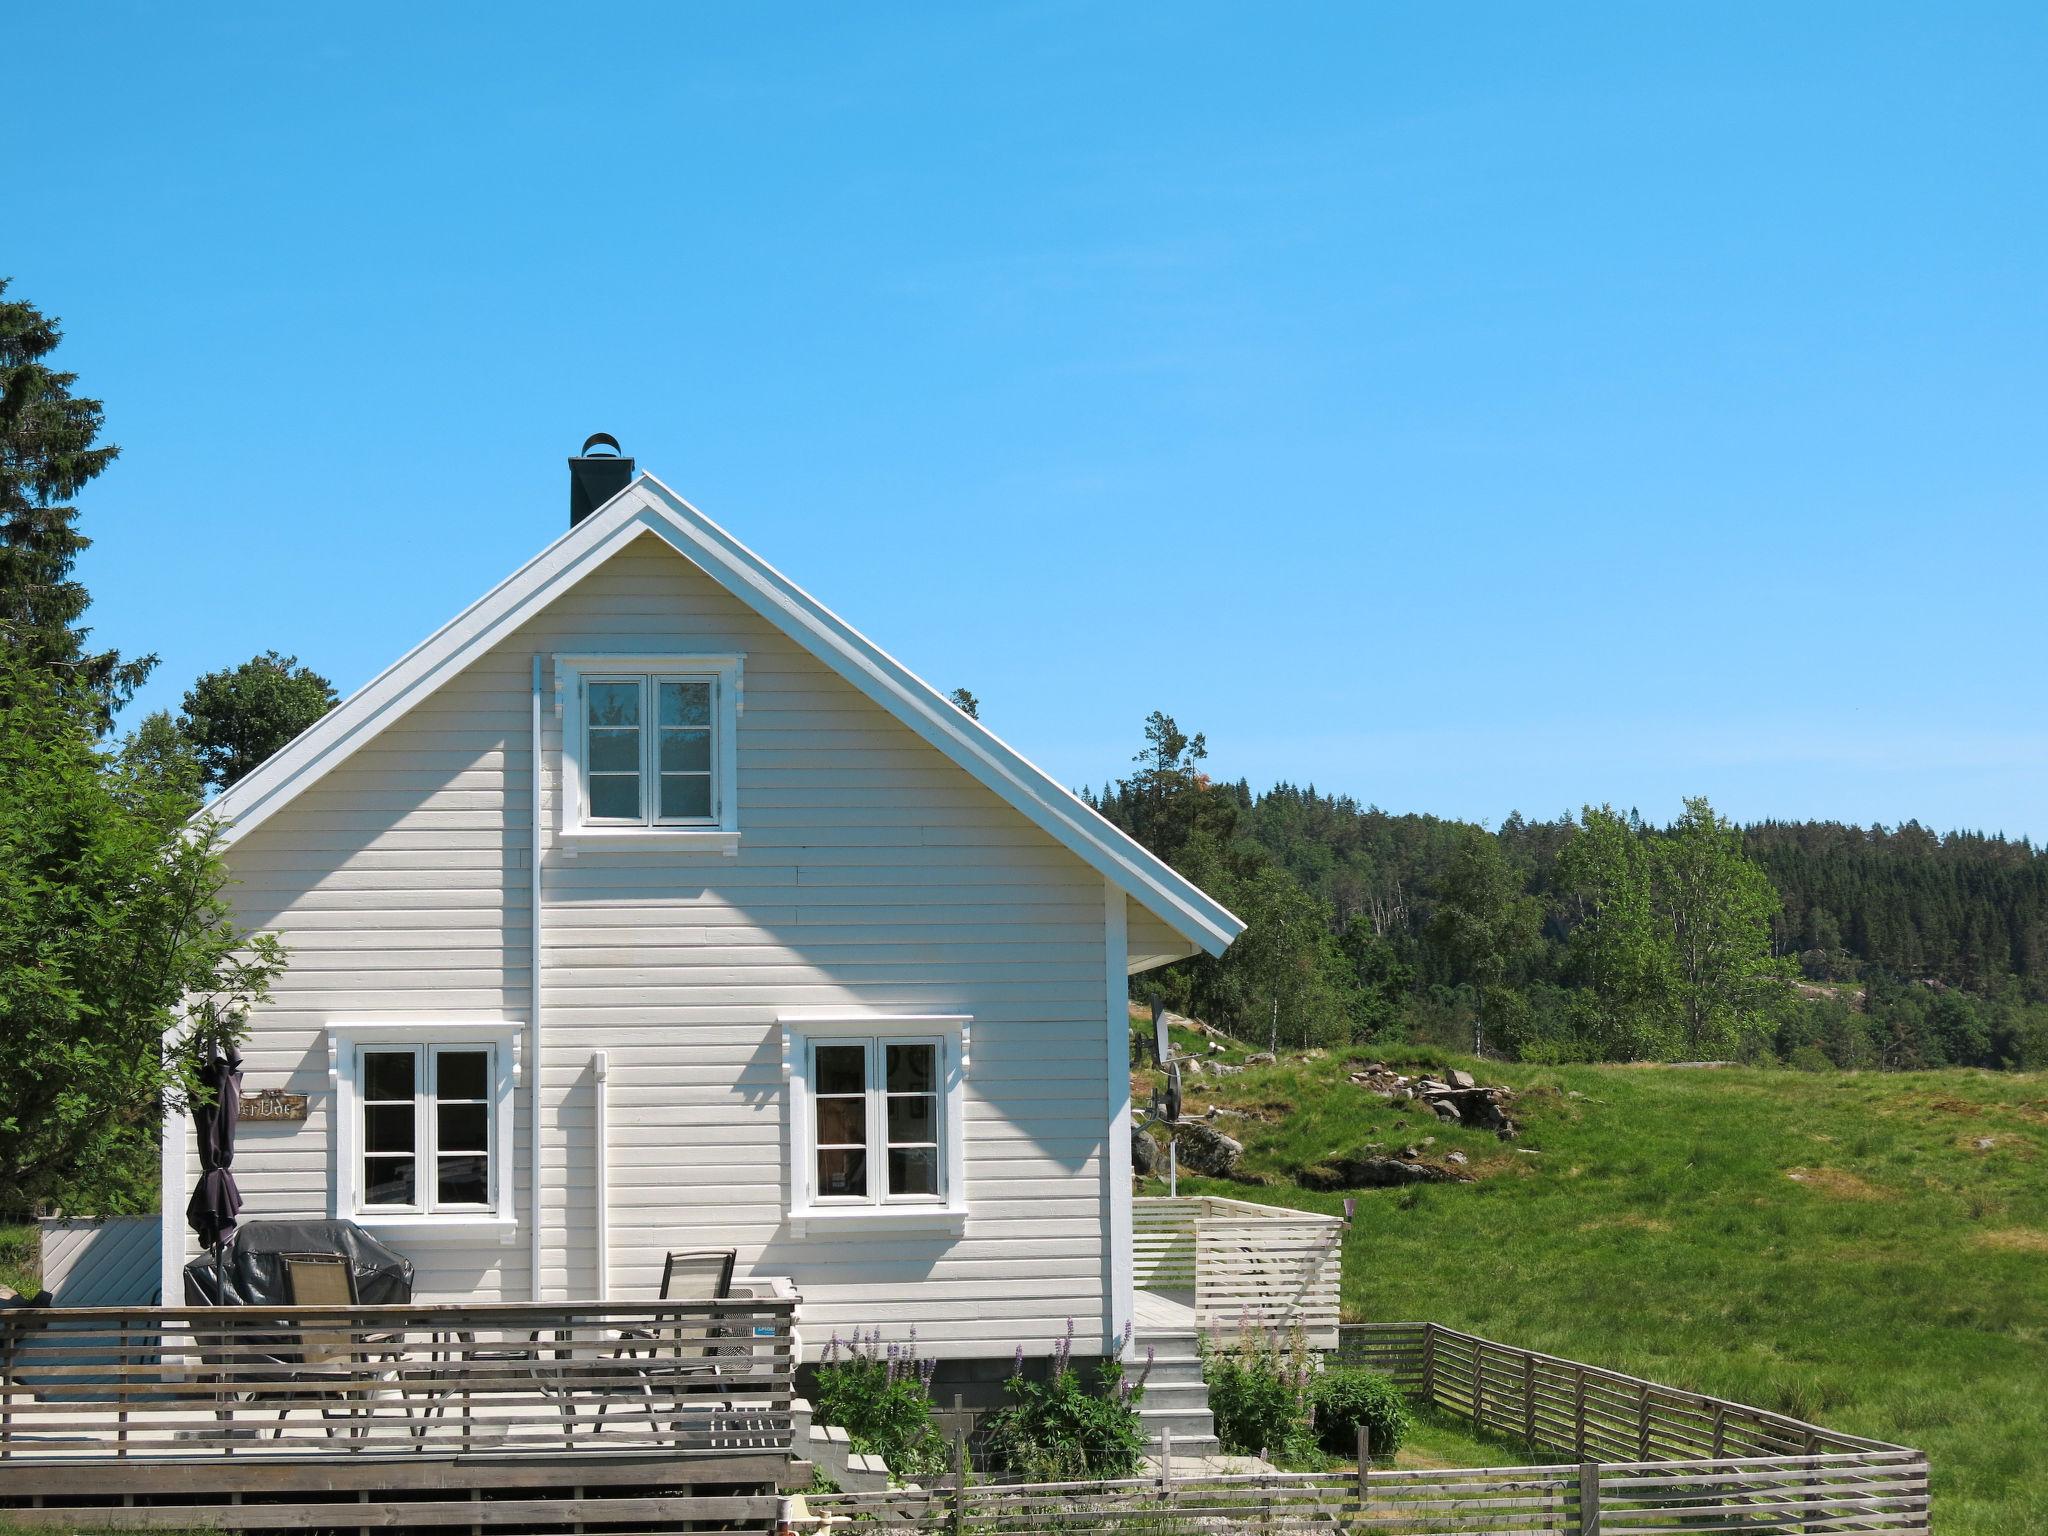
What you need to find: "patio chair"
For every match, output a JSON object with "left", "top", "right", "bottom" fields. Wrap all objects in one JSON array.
[
  {"left": 269, "top": 1253, "right": 395, "bottom": 1439},
  {"left": 592, "top": 1250, "right": 739, "bottom": 1437}
]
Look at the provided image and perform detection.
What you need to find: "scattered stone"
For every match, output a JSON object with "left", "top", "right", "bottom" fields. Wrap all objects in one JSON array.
[
  {"left": 1301, "top": 1155, "right": 1472, "bottom": 1190},
  {"left": 1445, "top": 1151, "right": 1468, "bottom": 1166},
  {"left": 1430, "top": 1099, "right": 1462, "bottom": 1123},
  {"left": 1245, "top": 1053, "right": 1277, "bottom": 1067},
  {"left": 1208, "top": 1042, "right": 1225, "bottom": 1055},
  {"left": 1175, "top": 1122, "right": 1245, "bottom": 1179},
  {"left": 1448, "top": 1069, "right": 1477, "bottom": 1090},
  {"left": 1206, "top": 1105, "right": 1247, "bottom": 1120}
]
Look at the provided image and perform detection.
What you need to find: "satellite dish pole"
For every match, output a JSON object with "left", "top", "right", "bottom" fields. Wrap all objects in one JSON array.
[{"left": 1138, "top": 991, "right": 1189, "bottom": 1194}]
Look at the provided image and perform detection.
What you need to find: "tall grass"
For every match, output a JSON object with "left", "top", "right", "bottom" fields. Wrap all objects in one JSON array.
[{"left": 1142, "top": 1044, "right": 2047, "bottom": 1535}]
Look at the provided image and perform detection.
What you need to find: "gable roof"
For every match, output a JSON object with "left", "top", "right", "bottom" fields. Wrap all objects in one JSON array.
[{"left": 208, "top": 474, "right": 1244, "bottom": 958}]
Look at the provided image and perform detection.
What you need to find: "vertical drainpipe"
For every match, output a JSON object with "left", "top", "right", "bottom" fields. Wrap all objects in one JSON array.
[
  {"left": 530, "top": 654, "right": 546, "bottom": 1301},
  {"left": 593, "top": 1050, "right": 609, "bottom": 1300}
]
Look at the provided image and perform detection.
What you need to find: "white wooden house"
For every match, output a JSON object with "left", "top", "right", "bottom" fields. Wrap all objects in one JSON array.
[{"left": 159, "top": 448, "right": 1244, "bottom": 1373}]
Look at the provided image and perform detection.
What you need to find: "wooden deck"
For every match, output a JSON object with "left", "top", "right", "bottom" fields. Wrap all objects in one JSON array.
[{"left": 0, "top": 1300, "right": 805, "bottom": 1530}]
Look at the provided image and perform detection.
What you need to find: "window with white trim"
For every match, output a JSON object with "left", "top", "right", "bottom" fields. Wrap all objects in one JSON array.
[
  {"left": 328, "top": 1024, "right": 518, "bottom": 1228},
  {"left": 557, "top": 655, "right": 742, "bottom": 849},
  {"left": 359, "top": 1045, "right": 495, "bottom": 1211},
  {"left": 783, "top": 1015, "right": 968, "bottom": 1228},
  {"left": 812, "top": 1037, "right": 942, "bottom": 1202}
]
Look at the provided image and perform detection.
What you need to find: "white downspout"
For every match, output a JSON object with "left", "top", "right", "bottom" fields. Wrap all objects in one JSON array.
[
  {"left": 592, "top": 1050, "right": 609, "bottom": 1300},
  {"left": 530, "top": 654, "right": 546, "bottom": 1301}
]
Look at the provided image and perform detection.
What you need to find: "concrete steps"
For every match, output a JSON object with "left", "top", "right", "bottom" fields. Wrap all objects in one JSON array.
[{"left": 1132, "top": 1328, "right": 1219, "bottom": 1459}]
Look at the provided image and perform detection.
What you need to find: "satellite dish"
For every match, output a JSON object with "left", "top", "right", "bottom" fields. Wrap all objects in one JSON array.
[
  {"left": 1151, "top": 993, "right": 1171, "bottom": 1070},
  {"left": 1163, "top": 1061, "right": 1183, "bottom": 1126}
]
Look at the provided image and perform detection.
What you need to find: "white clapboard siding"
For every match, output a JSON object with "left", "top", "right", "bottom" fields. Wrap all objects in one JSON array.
[{"left": 191, "top": 533, "right": 1121, "bottom": 1358}]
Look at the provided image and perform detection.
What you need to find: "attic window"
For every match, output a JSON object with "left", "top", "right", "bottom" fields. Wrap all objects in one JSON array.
[{"left": 556, "top": 655, "right": 742, "bottom": 852}]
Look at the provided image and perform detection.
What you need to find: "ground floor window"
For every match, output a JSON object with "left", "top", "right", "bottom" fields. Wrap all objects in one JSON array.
[
  {"left": 783, "top": 1015, "right": 968, "bottom": 1226},
  {"left": 327, "top": 1024, "right": 519, "bottom": 1227}
]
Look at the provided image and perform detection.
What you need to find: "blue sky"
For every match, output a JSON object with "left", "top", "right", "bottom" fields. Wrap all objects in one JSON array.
[{"left": 13, "top": 4, "right": 2046, "bottom": 837}]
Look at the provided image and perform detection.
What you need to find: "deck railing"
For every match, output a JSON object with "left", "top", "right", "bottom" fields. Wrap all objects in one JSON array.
[
  {"left": 1132, "top": 1196, "right": 1343, "bottom": 1347},
  {"left": 0, "top": 1298, "right": 795, "bottom": 1462}
]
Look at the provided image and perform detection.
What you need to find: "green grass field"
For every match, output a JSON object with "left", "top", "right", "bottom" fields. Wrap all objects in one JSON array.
[{"left": 1138, "top": 1033, "right": 2048, "bottom": 1534}]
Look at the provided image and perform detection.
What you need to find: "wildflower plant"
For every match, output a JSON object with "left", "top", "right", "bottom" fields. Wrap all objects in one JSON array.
[
  {"left": 813, "top": 1325, "right": 949, "bottom": 1481},
  {"left": 1201, "top": 1320, "right": 1321, "bottom": 1465},
  {"left": 982, "top": 1318, "right": 1149, "bottom": 1482}
]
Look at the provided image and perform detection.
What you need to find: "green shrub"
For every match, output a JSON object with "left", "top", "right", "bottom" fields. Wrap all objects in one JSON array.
[
  {"left": 1309, "top": 1365, "right": 1409, "bottom": 1457},
  {"left": 813, "top": 1327, "right": 948, "bottom": 1481},
  {"left": 983, "top": 1321, "right": 1148, "bottom": 1482},
  {"left": 1202, "top": 1326, "right": 1319, "bottom": 1465}
]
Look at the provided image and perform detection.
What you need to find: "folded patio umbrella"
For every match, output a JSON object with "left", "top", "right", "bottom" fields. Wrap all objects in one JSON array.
[{"left": 185, "top": 1044, "right": 245, "bottom": 1253}]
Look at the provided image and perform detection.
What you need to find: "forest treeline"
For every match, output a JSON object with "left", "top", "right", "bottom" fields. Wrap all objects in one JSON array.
[{"left": 1088, "top": 714, "right": 2048, "bottom": 1071}]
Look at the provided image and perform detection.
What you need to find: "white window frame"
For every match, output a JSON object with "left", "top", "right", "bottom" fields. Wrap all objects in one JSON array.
[
  {"left": 326, "top": 1023, "right": 520, "bottom": 1233},
  {"left": 781, "top": 1014, "right": 969, "bottom": 1235},
  {"left": 556, "top": 653, "right": 743, "bottom": 854}
]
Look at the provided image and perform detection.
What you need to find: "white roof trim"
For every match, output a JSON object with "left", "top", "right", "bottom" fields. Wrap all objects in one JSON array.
[{"left": 207, "top": 475, "right": 1244, "bottom": 957}]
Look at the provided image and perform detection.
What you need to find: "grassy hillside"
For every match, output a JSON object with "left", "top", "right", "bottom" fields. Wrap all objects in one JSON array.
[{"left": 1136, "top": 1026, "right": 2047, "bottom": 1535}]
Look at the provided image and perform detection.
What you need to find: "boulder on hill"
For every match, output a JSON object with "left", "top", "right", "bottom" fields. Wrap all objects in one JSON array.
[{"left": 1174, "top": 1122, "right": 1245, "bottom": 1178}]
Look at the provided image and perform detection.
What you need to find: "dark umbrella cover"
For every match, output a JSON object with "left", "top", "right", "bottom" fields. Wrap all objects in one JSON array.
[{"left": 186, "top": 1045, "right": 245, "bottom": 1251}]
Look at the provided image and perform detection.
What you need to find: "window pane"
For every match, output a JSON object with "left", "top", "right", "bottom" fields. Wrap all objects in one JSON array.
[
  {"left": 363, "top": 1051, "right": 414, "bottom": 1102},
  {"left": 438, "top": 1102, "right": 489, "bottom": 1153},
  {"left": 885, "top": 1043, "right": 935, "bottom": 1094},
  {"left": 659, "top": 680, "right": 711, "bottom": 727},
  {"left": 436, "top": 1050, "right": 489, "bottom": 1102},
  {"left": 660, "top": 774, "right": 712, "bottom": 820},
  {"left": 816, "top": 1147, "right": 867, "bottom": 1198},
  {"left": 815, "top": 1044, "right": 866, "bottom": 1095},
  {"left": 589, "top": 729, "right": 639, "bottom": 772},
  {"left": 814, "top": 1096, "right": 867, "bottom": 1145},
  {"left": 364, "top": 1157, "right": 415, "bottom": 1207},
  {"left": 659, "top": 731, "right": 711, "bottom": 772},
  {"left": 887, "top": 1095, "right": 935, "bottom": 1143},
  {"left": 587, "top": 681, "right": 641, "bottom": 727},
  {"left": 437, "top": 1154, "right": 489, "bottom": 1206},
  {"left": 364, "top": 1103, "right": 416, "bottom": 1154},
  {"left": 889, "top": 1147, "right": 938, "bottom": 1197},
  {"left": 588, "top": 774, "right": 640, "bottom": 819}
]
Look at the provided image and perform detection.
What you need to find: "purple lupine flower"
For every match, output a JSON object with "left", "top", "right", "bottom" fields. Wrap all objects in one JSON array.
[
  {"left": 1138, "top": 1344, "right": 1156, "bottom": 1391},
  {"left": 1011, "top": 1343, "right": 1026, "bottom": 1378},
  {"left": 825, "top": 1331, "right": 842, "bottom": 1364},
  {"left": 1118, "top": 1319, "right": 1132, "bottom": 1358}
]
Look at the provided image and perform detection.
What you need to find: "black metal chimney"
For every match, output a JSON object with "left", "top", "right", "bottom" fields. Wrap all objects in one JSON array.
[{"left": 568, "top": 433, "right": 635, "bottom": 526}]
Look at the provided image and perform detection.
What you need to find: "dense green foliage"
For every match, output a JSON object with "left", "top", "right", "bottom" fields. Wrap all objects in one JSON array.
[
  {"left": 1201, "top": 1326, "right": 1320, "bottom": 1464},
  {"left": 1148, "top": 1047, "right": 2048, "bottom": 1536},
  {"left": 176, "top": 649, "right": 338, "bottom": 790},
  {"left": 1090, "top": 713, "right": 2048, "bottom": 1068},
  {"left": 0, "top": 653, "right": 284, "bottom": 1215},
  {"left": 983, "top": 1322, "right": 1147, "bottom": 1481},
  {"left": 1308, "top": 1365, "right": 1410, "bottom": 1458},
  {"left": 0, "top": 278, "right": 152, "bottom": 723},
  {"left": 812, "top": 1328, "right": 949, "bottom": 1481}
]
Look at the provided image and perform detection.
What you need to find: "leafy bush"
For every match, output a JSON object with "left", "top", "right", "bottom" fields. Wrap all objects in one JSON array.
[
  {"left": 983, "top": 1320, "right": 1149, "bottom": 1482},
  {"left": 813, "top": 1327, "right": 948, "bottom": 1481},
  {"left": 1309, "top": 1365, "right": 1409, "bottom": 1457},
  {"left": 1202, "top": 1325, "right": 1319, "bottom": 1464}
]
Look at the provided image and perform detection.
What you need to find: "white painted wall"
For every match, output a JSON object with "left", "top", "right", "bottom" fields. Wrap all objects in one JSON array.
[{"left": 177, "top": 533, "right": 1134, "bottom": 1358}]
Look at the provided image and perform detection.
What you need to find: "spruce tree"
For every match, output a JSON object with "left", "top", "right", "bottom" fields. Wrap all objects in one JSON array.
[{"left": 0, "top": 278, "right": 153, "bottom": 723}]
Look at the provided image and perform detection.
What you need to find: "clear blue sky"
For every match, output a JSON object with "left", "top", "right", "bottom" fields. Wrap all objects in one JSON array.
[{"left": 13, "top": 4, "right": 2046, "bottom": 838}]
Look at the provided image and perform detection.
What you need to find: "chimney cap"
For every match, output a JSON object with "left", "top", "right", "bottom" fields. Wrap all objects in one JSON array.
[{"left": 578, "top": 431, "right": 624, "bottom": 458}]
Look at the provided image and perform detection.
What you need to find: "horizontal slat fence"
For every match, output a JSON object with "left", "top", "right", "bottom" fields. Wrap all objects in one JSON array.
[
  {"left": 0, "top": 1299, "right": 794, "bottom": 1462},
  {"left": 807, "top": 1322, "right": 1927, "bottom": 1535},
  {"left": 1339, "top": 1324, "right": 1903, "bottom": 1463},
  {"left": 1133, "top": 1197, "right": 1343, "bottom": 1349}
]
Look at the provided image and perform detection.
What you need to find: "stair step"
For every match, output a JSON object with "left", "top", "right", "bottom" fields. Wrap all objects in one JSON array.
[{"left": 1137, "top": 1381, "right": 1210, "bottom": 1409}]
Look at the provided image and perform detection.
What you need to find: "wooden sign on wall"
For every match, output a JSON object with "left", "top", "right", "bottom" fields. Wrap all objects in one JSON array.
[{"left": 239, "top": 1089, "right": 309, "bottom": 1122}]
